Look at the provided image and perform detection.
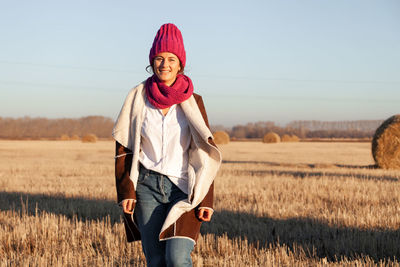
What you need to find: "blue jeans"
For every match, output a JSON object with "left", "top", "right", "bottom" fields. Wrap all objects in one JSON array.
[{"left": 135, "top": 164, "right": 195, "bottom": 267}]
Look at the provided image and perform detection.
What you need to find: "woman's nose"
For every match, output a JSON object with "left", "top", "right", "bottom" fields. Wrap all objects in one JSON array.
[{"left": 161, "top": 60, "right": 168, "bottom": 67}]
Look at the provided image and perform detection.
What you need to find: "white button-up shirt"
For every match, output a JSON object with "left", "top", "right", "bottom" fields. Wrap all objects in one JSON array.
[{"left": 139, "top": 99, "right": 191, "bottom": 194}]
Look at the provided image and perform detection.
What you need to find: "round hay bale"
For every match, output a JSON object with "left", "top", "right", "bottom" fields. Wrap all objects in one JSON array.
[
  {"left": 82, "top": 134, "right": 98, "bottom": 143},
  {"left": 372, "top": 115, "right": 400, "bottom": 169},
  {"left": 262, "top": 132, "right": 280, "bottom": 143},
  {"left": 290, "top": 134, "right": 300, "bottom": 142},
  {"left": 70, "top": 134, "right": 80, "bottom": 140},
  {"left": 60, "top": 134, "right": 69, "bottom": 141},
  {"left": 281, "top": 134, "right": 292, "bottom": 142},
  {"left": 213, "top": 131, "right": 230, "bottom": 145}
]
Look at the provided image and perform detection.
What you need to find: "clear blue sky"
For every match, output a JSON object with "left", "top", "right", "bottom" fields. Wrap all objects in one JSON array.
[{"left": 1, "top": 0, "right": 399, "bottom": 127}]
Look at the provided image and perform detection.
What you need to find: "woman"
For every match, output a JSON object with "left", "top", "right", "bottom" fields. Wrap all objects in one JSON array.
[{"left": 112, "top": 23, "right": 221, "bottom": 267}]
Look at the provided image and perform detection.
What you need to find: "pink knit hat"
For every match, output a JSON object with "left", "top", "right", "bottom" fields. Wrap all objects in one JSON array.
[{"left": 149, "top": 23, "right": 186, "bottom": 68}]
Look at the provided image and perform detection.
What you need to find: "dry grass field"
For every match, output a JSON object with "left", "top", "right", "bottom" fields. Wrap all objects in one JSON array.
[{"left": 0, "top": 140, "right": 399, "bottom": 266}]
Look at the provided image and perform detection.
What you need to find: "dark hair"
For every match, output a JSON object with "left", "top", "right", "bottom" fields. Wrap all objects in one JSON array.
[{"left": 146, "top": 65, "right": 153, "bottom": 74}]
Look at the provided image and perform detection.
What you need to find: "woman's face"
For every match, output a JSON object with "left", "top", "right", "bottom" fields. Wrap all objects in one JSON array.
[{"left": 153, "top": 52, "right": 181, "bottom": 86}]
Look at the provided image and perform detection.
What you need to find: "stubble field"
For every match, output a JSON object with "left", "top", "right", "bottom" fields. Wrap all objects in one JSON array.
[{"left": 0, "top": 140, "right": 399, "bottom": 266}]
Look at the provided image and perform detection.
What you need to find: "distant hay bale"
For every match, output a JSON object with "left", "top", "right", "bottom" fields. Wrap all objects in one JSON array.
[
  {"left": 290, "top": 134, "right": 300, "bottom": 142},
  {"left": 281, "top": 134, "right": 292, "bottom": 142},
  {"left": 262, "top": 132, "right": 280, "bottom": 143},
  {"left": 372, "top": 115, "right": 400, "bottom": 169},
  {"left": 213, "top": 131, "right": 230, "bottom": 145},
  {"left": 70, "top": 135, "right": 80, "bottom": 140},
  {"left": 281, "top": 134, "right": 300, "bottom": 142},
  {"left": 60, "top": 134, "right": 69, "bottom": 141},
  {"left": 81, "top": 134, "right": 98, "bottom": 143}
]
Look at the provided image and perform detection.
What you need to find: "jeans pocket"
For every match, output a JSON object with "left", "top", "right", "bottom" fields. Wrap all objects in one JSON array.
[{"left": 137, "top": 171, "right": 148, "bottom": 184}]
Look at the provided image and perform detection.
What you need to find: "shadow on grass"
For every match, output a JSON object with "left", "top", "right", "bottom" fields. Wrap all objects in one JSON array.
[
  {"left": 0, "top": 191, "right": 122, "bottom": 225},
  {"left": 1, "top": 191, "right": 399, "bottom": 262},
  {"left": 223, "top": 160, "right": 378, "bottom": 170},
  {"left": 222, "top": 160, "right": 398, "bottom": 182},
  {"left": 202, "top": 210, "right": 400, "bottom": 262}
]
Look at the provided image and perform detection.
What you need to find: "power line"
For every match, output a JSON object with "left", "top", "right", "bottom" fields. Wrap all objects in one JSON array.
[
  {"left": 194, "top": 74, "right": 400, "bottom": 85},
  {"left": 1, "top": 80, "right": 399, "bottom": 102},
  {"left": 1, "top": 59, "right": 400, "bottom": 85},
  {"left": 0, "top": 80, "right": 116, "bottom": 92},
  {"left": 203, "top": 94, "right": 399, "bottom": 103},
  {"left": 0, "top": 60, "right": 144, "bottom": 74}
]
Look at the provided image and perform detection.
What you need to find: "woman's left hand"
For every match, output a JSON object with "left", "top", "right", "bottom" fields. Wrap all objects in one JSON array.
[{"left": 197, "top": 208, "right": 214, "bottom": 221}]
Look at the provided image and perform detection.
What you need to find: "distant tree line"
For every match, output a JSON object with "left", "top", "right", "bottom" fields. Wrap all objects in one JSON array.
[
  {"left": 0, "top": 116, "right": 114, "bottom": 139},
  {"left": 0, "top": 117, "right": 383, "bottom": 140},
  {"left": 211, "top": 120, "right": 383, "bottom": 139}
]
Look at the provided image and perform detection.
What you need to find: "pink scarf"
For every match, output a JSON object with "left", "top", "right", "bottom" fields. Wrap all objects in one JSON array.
[{"left": 145, "top": 74, "right": 194, "bottom": 109}]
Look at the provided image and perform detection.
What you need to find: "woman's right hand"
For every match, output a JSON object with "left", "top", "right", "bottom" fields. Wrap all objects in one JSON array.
[{"left": 121, "top": 199, "right": 135, "bottom": 214}]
